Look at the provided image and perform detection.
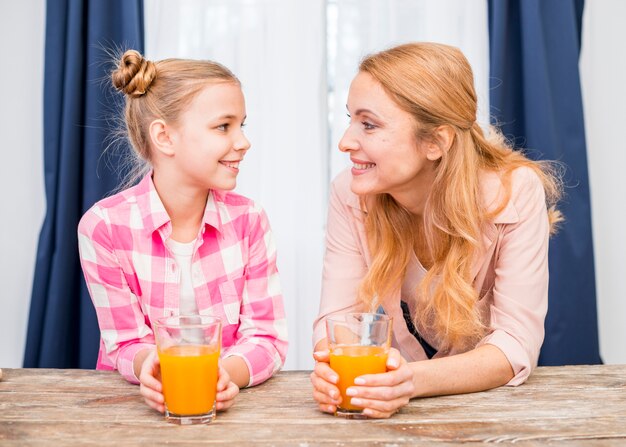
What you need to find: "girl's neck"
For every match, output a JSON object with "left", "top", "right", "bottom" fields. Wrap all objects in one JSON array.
[{"left": 152, "top": 170, "right": 208, "bottom": 243}]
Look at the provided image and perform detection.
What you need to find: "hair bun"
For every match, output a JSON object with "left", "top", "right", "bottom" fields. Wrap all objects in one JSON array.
[{"left": 112, "top": 50, "right": 156, "bottom": 98}]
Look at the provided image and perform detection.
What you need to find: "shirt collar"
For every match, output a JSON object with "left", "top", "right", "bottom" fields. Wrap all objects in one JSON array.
[{"left": 135, "top": 173, "right": 225, "bottom": 237}]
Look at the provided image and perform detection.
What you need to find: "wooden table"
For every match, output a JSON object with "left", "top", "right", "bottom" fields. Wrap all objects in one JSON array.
[{"left": 1, "top": 365, "right": 625, "bottom": 445}]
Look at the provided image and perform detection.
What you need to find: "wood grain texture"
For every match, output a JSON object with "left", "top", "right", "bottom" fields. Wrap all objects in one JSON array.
[{"left": 0, "top": 365, "right": 625, "bottom": 446}]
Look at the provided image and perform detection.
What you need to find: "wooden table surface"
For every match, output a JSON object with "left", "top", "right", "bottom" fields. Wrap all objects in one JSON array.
[{"left": 1, "top": 365, "right": 625, "bottom": 446}]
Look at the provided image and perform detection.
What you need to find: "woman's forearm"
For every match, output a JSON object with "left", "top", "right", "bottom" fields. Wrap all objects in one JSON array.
[{"left": 410, "top": 344, "right": 515, "bottom": 398}]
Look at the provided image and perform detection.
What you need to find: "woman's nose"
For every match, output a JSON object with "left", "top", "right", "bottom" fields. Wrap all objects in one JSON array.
[{"left": 338, "top": 127, "right": 358, "bottom": 153}]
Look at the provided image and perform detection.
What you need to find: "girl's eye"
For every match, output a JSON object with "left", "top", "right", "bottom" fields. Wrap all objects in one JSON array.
[{"left": 217, "top": 123, "right": 229, "bottom": 131}]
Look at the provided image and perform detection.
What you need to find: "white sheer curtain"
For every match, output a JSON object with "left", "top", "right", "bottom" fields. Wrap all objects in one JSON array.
[
  {"left": 144, "top": 0, "right": 328, "bottom": 370},
  {"left": 144, "top": 0, "right": 488, "bottom": 370}
]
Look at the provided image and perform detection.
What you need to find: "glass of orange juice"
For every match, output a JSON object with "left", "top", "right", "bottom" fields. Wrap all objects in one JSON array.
[
  {"left": 326, "top": 312, "right": 392, "bottom": 419},
  {"left": 153, "top": 315, "right": 221, "bottom": 425}
]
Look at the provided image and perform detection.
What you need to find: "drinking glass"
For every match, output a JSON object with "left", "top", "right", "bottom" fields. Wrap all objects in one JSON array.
[
  {"left": 326, "top": 312, "right": 392, "bottom": 418},
  {"left": 153, "top": 315, "right": 222, "bottom": 425}
]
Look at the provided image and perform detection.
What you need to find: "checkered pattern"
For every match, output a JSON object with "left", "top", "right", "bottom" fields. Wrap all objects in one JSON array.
[{"left": 78, "top": 174, "right": 288, "bottom": 386}]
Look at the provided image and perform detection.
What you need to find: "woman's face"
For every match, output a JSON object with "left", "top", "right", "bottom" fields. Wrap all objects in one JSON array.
[{"left": 339, "top": 72, "right": 438, "bottom": 206}]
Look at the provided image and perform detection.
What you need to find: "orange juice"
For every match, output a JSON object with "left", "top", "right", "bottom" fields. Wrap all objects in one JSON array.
[
  {"left": 329, "top": 345, "right": 388, "bottom": 411},
  {"left": 159, "top": 345, "right": 220, "bottom": 415}
]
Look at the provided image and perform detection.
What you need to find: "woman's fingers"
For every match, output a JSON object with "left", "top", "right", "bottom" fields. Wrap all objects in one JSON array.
[
  {"left": 355, "top": 364, "right": 414, "bottom": 388},
  {"left": 310, "top": 368, "right": 341, "bottom": 405}
]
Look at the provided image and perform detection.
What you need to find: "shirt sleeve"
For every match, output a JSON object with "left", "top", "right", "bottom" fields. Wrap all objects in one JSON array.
[
  {"left": 221, "top": 207, "right": 288, "bottom": 387},
  {"left": 312, "top": 174, "right": 368, "bottom": 348},
  {"left": 77, "top": 207, "right": 154, "bottom": 384},
  {"left": 477, "top": 168, "right": 550, "bottom": 385}
]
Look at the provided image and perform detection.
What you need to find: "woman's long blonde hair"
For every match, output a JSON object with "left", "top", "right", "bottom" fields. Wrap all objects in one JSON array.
[{"left": 357, "top": 42, "right": 562, "bottom": 350}]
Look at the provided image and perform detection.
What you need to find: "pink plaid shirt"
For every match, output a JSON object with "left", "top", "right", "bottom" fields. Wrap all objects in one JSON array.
[{"left": 78, "top": 174, "right": 288, "bottom": 386}]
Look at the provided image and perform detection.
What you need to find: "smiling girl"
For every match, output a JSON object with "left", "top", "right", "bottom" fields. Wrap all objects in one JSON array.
[
  {"left": 78, "top": 50, "right": 287, "bottom": 413},
  {"left": 311, "top": 42, "right": 562, "bottom": 418}
]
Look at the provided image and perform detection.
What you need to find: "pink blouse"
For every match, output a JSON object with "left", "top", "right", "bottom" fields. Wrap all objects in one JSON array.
[{"left": 313, "top": 167, "right": 550, "bottom": 385}]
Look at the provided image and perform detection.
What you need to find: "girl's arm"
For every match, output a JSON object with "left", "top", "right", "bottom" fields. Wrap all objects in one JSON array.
[
  {"left": 221, "top": 207, "right": 288, "bottom": 387},
  {"left": 78, "top": 207, "right": 155, "bottom": 384}
]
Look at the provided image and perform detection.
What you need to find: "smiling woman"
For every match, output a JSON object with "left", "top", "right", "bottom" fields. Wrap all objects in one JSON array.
[
  {"left": 77, "top": 50, "right": 288, "bottom": 417},
  {"left": 311, "top": 42, "right": 563, "bottom": 419}
]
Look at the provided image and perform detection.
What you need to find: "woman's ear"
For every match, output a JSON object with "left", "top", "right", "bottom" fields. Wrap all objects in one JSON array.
[
  {"left": 426, "top": 125, "right": 455, "bottom": 161},
  {"left": 149, "top": 119, "right": 175, "bottom": 157}
]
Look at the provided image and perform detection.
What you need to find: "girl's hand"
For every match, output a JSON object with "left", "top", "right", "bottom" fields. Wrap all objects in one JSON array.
[
  {"left": 345, "top": 348, "right": 415, "bottom": 418},
  {"left": 139, "top": 349, "right": 165, "bottom": 413},
  {"left": 139, "top": 350, "right": 239, "bottom": 413},
  {"left": 310, "top": 349, "right": 341, "bottom": 414},
  {"left": 216, "top": 364, "right": 239, "bottom": 411}
]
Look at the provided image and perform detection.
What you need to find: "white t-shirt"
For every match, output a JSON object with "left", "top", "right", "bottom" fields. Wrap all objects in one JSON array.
[{"left": 165, "top": 238, "right": 198, "bottom": 315}]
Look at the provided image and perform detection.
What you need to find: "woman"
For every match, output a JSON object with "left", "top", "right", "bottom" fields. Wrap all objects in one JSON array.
[{"left": 311, "top": 42, "right": 561, "bottom": 418}]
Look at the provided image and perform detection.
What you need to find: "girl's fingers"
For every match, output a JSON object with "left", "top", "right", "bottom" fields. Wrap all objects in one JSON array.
[
  {"left": 216, "top": 365, "right": 231, "bottom": 391},
  {"left": 216, "top": 381, "right": 239, "bottom": 404}
]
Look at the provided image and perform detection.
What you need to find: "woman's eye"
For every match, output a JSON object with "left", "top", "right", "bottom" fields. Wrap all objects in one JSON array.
[
  {"left": 362, "top": 121, "right": 376, "bottom": 130},
  {"left": 217, "top": 123, "right": 229, "bottom": 131}
]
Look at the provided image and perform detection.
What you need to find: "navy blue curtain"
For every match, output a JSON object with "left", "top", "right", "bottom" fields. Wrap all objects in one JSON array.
[
  {"left": 488, "top": 0, "right": 601, "bottom": 365},
  {"left": 24, "top": 0, "right": 144, "bottom": 368}
]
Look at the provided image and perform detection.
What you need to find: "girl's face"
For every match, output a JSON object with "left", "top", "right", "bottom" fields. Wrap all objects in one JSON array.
[
  {"left": 170, "top": 82, "right": 250, "bottom": 191},
  {"left": 339, "top": 72, "right": 437, "bottom": 205}
]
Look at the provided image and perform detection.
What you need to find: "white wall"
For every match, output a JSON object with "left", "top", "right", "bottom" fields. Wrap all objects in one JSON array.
[
  {"left": 0, "top": 0, "right": 46, "bottom": 367},
  {"left": 1, "top": 1, "right": 624, "bottom": 368},
  {"left": 580, "top": 1, "right": 626, "bottom": 364}
]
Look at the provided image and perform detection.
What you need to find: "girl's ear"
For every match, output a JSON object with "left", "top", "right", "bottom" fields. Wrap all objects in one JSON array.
[
  {"left": 426, "top": 125, "right": 455, "bottom": 161},
  {"left": 149, "top": 119, "right": 175, "bottom": 157}
]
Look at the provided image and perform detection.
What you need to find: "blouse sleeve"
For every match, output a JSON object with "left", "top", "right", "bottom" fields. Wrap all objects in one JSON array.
[
  {"left": 312, "top": 173, "right": 369, "bottom": 347},
  {"left": 77, "top": 207, "right": 155, "bottom": 384},
  {"left": 221, "top": 206, "right": 288, "bottom": 387},
  {"left": 478, "top": 167, "right": 550, "bottom": 385}
]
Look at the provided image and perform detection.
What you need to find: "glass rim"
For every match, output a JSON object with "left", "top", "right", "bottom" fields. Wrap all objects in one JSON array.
[{"left": 153, "top": 314, "right": 222, "bottom": 330}]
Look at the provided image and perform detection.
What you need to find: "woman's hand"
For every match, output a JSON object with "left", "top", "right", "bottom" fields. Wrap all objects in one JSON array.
[
  {"left": 215, "top": 364, "right": 239, "bottom": 411},
  {"left": 345, "top": 348, "right": 415, "bottom": 418},
  {"left": 138, "top": 349, "right": 239, "bottom": 413},
  {"left": 310, "top": 348, "right": 415, "bottom": 418},
  {"left": 310, "top": 350, "right": 342, "bottom": 414}
]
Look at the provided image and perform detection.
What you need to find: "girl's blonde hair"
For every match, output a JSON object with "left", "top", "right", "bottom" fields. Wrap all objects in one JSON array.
[
  {"left": 111, "top": 49, "right": 239, "bottom": 187},
  {"left": 357, "top": 42, "right": 562, "bottom": 350}
]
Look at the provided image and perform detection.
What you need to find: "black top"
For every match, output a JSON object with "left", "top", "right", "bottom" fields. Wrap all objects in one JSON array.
[{"left": 400, "top": 300, "right": 438, "bottom": 359}]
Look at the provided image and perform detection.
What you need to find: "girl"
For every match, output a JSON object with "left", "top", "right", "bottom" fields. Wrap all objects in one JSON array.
[
  {"left": 311, "top": 42, "right": 561, "bottom": 418},
  {"left": 78, "top": 50, "right": 288, "bottom": 413}
]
